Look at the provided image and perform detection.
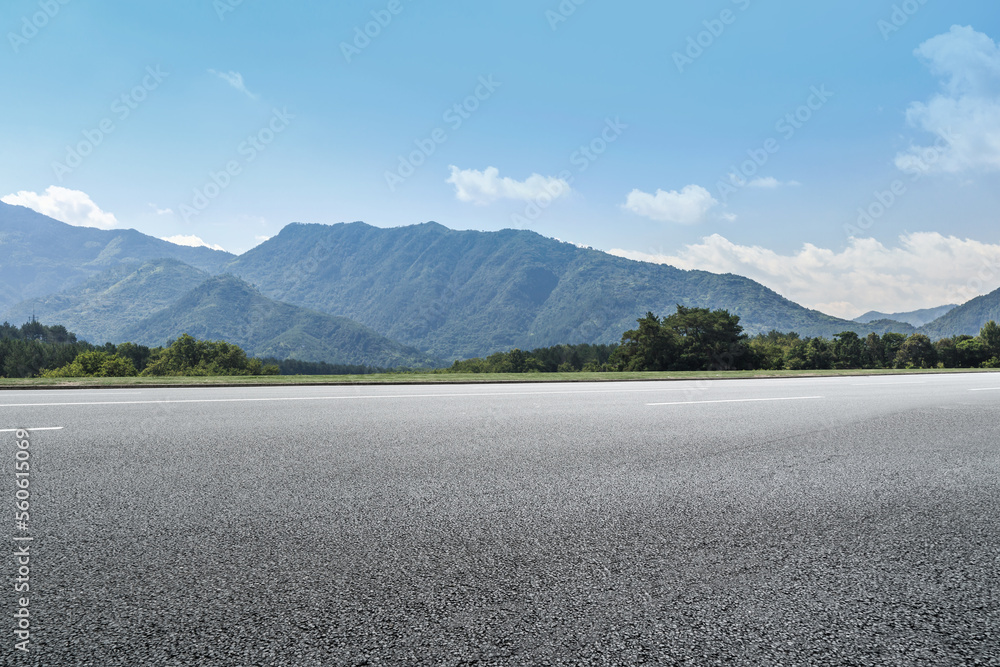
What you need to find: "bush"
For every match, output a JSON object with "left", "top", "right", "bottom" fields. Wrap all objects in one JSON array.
[
  {"left": 43, "top": 351, "right": 138, "bottom": 378},
  {"left": 141, "top": 334, "right": 279, "bottom": 376}
]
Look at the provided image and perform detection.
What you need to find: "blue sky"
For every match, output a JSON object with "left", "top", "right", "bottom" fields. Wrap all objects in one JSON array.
[{"left": 2, "top": 1, "right": 999, "bottom": 318}]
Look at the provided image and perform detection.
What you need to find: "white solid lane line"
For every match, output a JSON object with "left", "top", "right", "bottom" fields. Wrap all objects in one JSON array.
[
  {"left": 0, "top": 427, "right": 64, "bottom": 432},
  {"left": 850, "top": 381, "right": 927, "bottom": 386},
  {"left": 648, "top": 396, "right": 824, "bottom": 407},
  {"left": 0, "top": 391, "right": 137, "bottom": 395},
  {"left": 0, "top": 386, "right": 714, "bottom": 408},
  {"left": 969, "top": 387, "right": 1000, "bottom": 392}
]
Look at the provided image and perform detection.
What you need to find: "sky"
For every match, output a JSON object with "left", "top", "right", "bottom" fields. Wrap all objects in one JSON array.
[{"left": 1, "top": 1, "right": 999, "bottom": 319}]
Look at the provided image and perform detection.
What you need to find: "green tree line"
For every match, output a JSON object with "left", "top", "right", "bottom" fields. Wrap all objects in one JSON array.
[
  {"left": 447, "top": 307, "right": 1000, "bottom": 373},
  {"left": 448, "top": 343, "right": 617, "bottom": 373},
  {"left": 258, "top": 358, "right": 382, "bottom": 376},
  {"left": 1, "top": 323, "right": 279, "bottom": 378},
  {"left": 5, "top": 311, "right": 1000, "bottom": 379}
]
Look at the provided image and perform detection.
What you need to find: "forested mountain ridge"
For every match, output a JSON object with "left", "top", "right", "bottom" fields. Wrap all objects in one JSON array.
[
  {"left": 5, "top": 201, "right": 998, "bottom": 363},
  {"left": 0, "top": 259, "right": 210, "bottom": 344},
  {"left": 855, "top": 304, "right": 957, "bottom": 328},
  {"left": 0, "top": 201, "right": 231, "bottom": 312},
  {"left": 223, "top": 221, "right": 927, "bottom": 359},
  {"left": 120, "top": 274, "right": 443, "bottom": 368},
  {"left": 918, "top": 286, "right": 1000, "bottom": 338}
]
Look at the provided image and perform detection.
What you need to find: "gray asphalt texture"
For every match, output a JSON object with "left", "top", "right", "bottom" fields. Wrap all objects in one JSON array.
[{"left": 3, "top": 374, "right": 999, "bottom": 666}]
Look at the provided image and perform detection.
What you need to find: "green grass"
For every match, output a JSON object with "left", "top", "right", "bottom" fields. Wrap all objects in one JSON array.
[{"left": 0, "top": 367, "right": 997, "bottom": 389}]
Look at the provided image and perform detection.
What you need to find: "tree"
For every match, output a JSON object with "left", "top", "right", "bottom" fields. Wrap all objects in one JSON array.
[
  {"left": 43, "top": 351, "right": 138, "bottom": 378},
  {"left": 43, "top": 324, "right": 75, "bottom": 344},
  {"left": 956, "top": 337, "right": 987, "bottom": 368},
  {"left": 748, "top": 337, "right": 785, "bottom": 370},
  {"left": 881, "top": 333, "right": 907, "bottom": 368},
  {"left": 862, "top": 333, "right": 884, "bottom": 368},
  {"left": 832, "top": 331, "right": 864, "bottom": 369},
  {"left": 0, "top": 322, "right": 19, "bottom": 340},
  {"left": 1, "top": 341, "right": 44, "bottom": 378},
  {"left": 934, "top": 337, "right": 959, "bottom": 368},
  {"left": 804, "top": 337, "right": 833, "bottom": 370},
  {"left": 114, "top": 342, "right": 153, "bottom": 372},
  {"left": 99, "top": 355, "right": 139, "bottom": 377},
  {"left": 20, "top": 320, "right": 45, "bottom": 341},
  {"left": 895, "top": 334, "right": 937, "bottom": 368},
  {"left": 662, "top": 305, "right": 748, "bottom": 371},
  {"left": 784, "top": 339, "right": 810, "bottom": 370},
  {"left": 978, "top": 321, "right": 1000, "bottom": 357},
  {"left": 142, "top": 334, "right": 277, "bottom": 376},
  {"left": 611, "top": 312, "right": 678, "bottom": 371}
]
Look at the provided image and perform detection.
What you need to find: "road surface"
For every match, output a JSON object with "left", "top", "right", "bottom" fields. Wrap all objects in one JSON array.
[{"left": 3, "top": 374, "right": 999, "bottom": 665}]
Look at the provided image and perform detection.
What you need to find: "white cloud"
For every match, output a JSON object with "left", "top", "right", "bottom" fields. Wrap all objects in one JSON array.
[
  {"left": 610, "top": 232, "right": 1000, "bottom": 319},
  {"left": 161, "top": 235, "right": 226, "bottom": 252},
  {"left": 148, "top": 203, "right": 174, "bottom": 216},
  {"left": 446, "top": 166, "right": 572, "bottom": 205},
  {"left": 1, "top": 186, "right": 119, "bottom": 229},
  {"left": 895, "top": 25, "right": 1000, "bottom": 174},
  {"left": 738, "top": 176, "right": 800, "bottom": 188},
  {"left": 209, "top": 69, "right": 258, "bottom": 100},
  {"left": 623, "top": 185, "right": 719, "bottom": 225}
]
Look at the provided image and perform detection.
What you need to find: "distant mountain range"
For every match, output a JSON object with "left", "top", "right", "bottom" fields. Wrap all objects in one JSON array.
[
  {"left": 120, "top": 274, "right": 441, "bottom": 368},
  {"left": 223, "top": 221, "right": 918, "bottom": 358},
  {"left": 1, "top": 258, "right": 440, "bottom": 369},
  {"left": 918, "top": 286, "right": 1000, "bottom": 339},
  {"left": 0, "top": 202, "right": 230, "bottom": 313},
  {"left": 1, "top": 258, "right": 210, "bottom": 343},
  {"left": 2, "top": 201, "right": 999, "bottom": 365},
  {"left": 854, "top": 304, "right": 958, "bottom": 328}
]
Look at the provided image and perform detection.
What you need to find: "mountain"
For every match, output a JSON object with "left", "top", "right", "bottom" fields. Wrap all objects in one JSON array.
[
  {"left": 855, "top": 304, "right": 958, "bottom": 328},
  {"left": 855, "top": 318, "right": 916, "bottom": 336},
  {"left": 121, "top": 274, "right": 443, "bottom": 368},
  {"left": 3, "top": 204, "right": 935, "bottom": 361},
  {"left": 0, "top": 259, "right": 210, "bottom": 344},
  {"left": 918, "top": 286, "right": 1000, "bottom": 339},
  {"left": 0, "top": 201, "right": 232, "bottom": 312},
  {"left": 223, "top": 221, "right": 914, "bottom": 359}
]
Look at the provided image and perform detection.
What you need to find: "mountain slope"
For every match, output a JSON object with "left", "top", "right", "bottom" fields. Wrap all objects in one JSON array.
[
  {"left": 918, "top": 286, "right": 1000, "bottom": 338},
  {"left": 0, "top": 201, "right": 232, "bottom": 312},
  {"left": 122, "top": 274, "right": 443, "bottom": 368},
  {"left": 854, "top": 318, "right": 916, "bottom": 336},
  {"left": 224, "top": 221, "right": 913, "bottom": 359},
  {"left": 855, "top": 304, "right": 957, "bottom": 328},
  {"left": 0, "top": 259, "right": 210, "bottom": 344}
]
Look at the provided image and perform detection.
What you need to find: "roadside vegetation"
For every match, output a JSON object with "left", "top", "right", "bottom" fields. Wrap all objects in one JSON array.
[
  {"left": 444, "top": 307, "right": 1000, "bottom": 374},
  {"left": 2, "top": 308, "right": 998, "bottom": 382},
  {"left": 0, "top": 325, "right": 279, "bottom": 378}
]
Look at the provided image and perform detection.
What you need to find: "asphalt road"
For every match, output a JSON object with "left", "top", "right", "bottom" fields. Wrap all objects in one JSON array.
[{"left": 3, "top": 374, "right": 999, "bottom": 666}]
